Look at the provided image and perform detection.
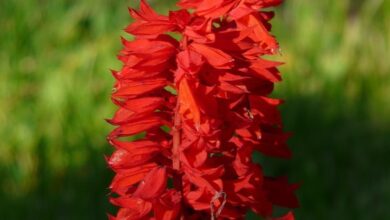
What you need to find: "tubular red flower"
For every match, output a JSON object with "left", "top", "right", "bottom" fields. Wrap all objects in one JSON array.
[{"left": 108, "top": 0, "right": 298, "bottom": 219}]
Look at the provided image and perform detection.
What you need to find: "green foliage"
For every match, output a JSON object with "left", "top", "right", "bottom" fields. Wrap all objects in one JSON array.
[{"left": 0, "top": 0, "right": 389, "bottom": 219}]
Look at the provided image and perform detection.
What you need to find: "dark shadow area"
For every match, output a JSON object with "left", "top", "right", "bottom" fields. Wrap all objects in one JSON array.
[
  {"left": 0, "top": 141, "right": 114, "bottom": 220},
  {"left": 252, "top": 91, "right": 390, "bottom": 220}
]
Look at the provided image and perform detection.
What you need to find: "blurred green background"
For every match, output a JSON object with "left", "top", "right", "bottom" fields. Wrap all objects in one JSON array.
[{"left": 0, "top": 0, "right": 389, "bottom": 219}]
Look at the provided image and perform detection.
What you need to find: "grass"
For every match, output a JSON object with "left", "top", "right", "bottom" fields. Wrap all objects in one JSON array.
[{"left": 0, "top": 0, "right": 389, "bottom": 219}]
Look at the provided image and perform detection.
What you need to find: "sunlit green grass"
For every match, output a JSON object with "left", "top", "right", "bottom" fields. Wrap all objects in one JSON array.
[{"left": 0, "top": 0, "right": 389, "bottom": 219}]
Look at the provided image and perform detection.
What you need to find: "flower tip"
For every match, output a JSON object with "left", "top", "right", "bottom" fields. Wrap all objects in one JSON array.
[{"left": 107, "top": 213, "right": 116, "bottom": 220}]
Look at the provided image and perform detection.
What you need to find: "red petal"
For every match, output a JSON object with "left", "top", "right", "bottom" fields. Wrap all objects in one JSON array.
[
  {"left": 129, "top": 0, "right": 160, "bottom": 20},
  {"left": 237, "top": 13, "right": 279, "bottom": 52},
  {"left": 229, "top": 5, "right": 254, "bottom": 20},
  {"left": 108, "top": 141, "right": 160, "bottom": 170},
  {"left": 121, "top": 37, "right": 176, "bottom": 59},
  {"left": 110, "top": 163, "right": 158, "bottom": 193},
  {"left": 249, "top": 59, "right": 283, "bottom": 82},
  {"left": 154, "top": 190, "right": 182, "bottom": 220},
  {"left": 249, "top": 95, "right": 282, "bottom": 125},
  {"left": 184, "top": 187, "right": 212, "bottom": 210},
  {"left": 177, "top": 0, "right": 203, "bottom": 9},
  {"left": 109, "top": 116, "right": 165, "bottom": 138},
  {"left": 133, "top": 166, "right": 167, "bottom": 200},
  {"left": 109, "top": 139, "right": 160, "bottom": 151},
  {"left": 113, "top": 78, "right": 167, "bottom": 99},
  {"left": 110, "top": 197, "right": 151, "bottom": 211},
  {"left": 219, "top": 81, "right": 248, "bottom": 94},
  {"left": 271, "top": 211, "right": 295, "bottom": 220},
  {"left": 190, "top": 43, "right": 234, "bottom": 69},
  {"left": 200, "top": 2, "right": 235, "bottom": 18},
  {"left": 126, "top": 21, "right": 175, "bottom": 37},
  {"left": 127, "top": 0, "right": 175, "bottom": 37},
  {"left": 116, "top": 205, "right": 151, "bottom": 220},
  {"left": 260, "top": 0, "right": 283, "bottom": 8},
  {"left": 178, "top": 78, "right": 201, "bottom": 124},
  {"left": 169, "top": 9, "right": 191, "bottom": 29},
  {"left": 108, "top": 97, "right": 165, "bottom": 125},
  {"left": 193, "top": 0, "right": 237, "bottom": 18},
  {"left": 176, "top": 49, "right": 204, "bottom": 75}
]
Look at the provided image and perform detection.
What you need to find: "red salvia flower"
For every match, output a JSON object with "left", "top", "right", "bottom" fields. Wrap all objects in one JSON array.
[{"left": 107, "top": 0, "right": 298, "bottom": 219}]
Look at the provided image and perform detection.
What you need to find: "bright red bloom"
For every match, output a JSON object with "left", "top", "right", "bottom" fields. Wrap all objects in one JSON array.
[{"left": 107, "top": 0, "right": 298, "bottom": 219}]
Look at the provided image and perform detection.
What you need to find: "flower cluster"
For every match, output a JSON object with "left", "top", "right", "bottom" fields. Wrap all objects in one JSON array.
[{"left": 107, "top": 0, "right": 298, "bottom": 219}]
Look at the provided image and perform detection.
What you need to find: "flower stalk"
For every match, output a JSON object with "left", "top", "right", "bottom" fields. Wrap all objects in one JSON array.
[{"left": 172, "top": 100, "right": 182, "bottom": 171}]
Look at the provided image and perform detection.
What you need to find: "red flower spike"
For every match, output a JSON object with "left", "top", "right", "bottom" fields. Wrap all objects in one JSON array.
[{"left": 108, "top": 0, "right": 298, "bottom": 219}]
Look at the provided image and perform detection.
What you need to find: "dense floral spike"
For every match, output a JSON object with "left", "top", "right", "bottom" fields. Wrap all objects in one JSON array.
[{"left": 108, "top": 0, "right": 298, "bottom": 219}]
